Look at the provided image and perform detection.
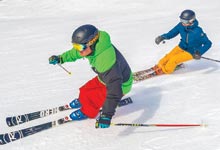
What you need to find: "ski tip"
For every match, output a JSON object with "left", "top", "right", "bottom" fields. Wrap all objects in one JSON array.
[{"left": 6, "top": 118, "right": 16, "bottom": 127}]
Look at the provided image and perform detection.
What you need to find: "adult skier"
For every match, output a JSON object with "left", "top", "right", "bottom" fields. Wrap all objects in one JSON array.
[
  {"left": 49, "top": 24, "right": 133, "bottom": 128},
  {"left": 154, "top": 9, "right": 212, "bottom": 74}
]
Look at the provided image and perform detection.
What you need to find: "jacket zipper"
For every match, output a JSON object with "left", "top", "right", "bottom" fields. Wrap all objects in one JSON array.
[{"left": 186, "top": 33, "right": 189, "bottom": 44}]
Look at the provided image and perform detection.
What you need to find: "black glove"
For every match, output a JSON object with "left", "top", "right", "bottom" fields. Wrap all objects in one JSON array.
[
  {"left": 155, "top": 36, "right": 165, "bottom": 45},
  {"left": 193, "top": 51, "right": 201, "bottom": 60},
  {"left": 49, "top": 55, "right": 61, "bottom": 65},
  {"left": 95, "top": 114, "right": 112, "bottom": 129}
]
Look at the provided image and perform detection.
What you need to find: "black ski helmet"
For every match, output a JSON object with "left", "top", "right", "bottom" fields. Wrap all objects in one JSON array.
[
  {"left": 179, "top": 9, "right": 196, "bottom": 21},
  {"left": 72, "top": 24, "right": 99, "bottom": 46}
]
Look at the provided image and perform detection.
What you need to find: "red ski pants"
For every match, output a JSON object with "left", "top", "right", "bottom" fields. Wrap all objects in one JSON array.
[{"left": 79, "top": 76, "right": 107, "bottom": 118}]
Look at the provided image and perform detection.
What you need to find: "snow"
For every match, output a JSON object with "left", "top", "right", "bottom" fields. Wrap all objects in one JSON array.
[{"left": 0, "top": 0, "right": 220, "bottom": 149}]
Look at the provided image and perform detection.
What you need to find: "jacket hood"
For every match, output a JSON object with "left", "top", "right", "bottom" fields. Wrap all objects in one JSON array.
[{"left": 85, "top": 31, "right": 116, "bottom": 73}]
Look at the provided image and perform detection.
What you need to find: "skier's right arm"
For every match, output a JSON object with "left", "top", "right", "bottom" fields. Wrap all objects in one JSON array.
[
  {"left": 155, "top": 23, "right": 180, "bottom": 45},
  {"left": 49, "top": 55, "right": 62, "bottom": 65},
  {"left": 49, "top": 48, "right": 83, "bottom": 65},
  {"left": 60, "top": 48, "right": 83, "bottom": 63}
]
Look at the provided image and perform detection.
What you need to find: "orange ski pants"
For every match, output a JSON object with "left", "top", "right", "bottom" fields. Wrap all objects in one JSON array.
[{"left": 158, "top": 46, "right": 193, "bottom": 74}]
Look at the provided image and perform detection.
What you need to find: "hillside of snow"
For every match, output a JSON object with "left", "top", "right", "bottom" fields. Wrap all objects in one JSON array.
[{"left": 0, "top": 0, "right": 220, "bottom": 150}]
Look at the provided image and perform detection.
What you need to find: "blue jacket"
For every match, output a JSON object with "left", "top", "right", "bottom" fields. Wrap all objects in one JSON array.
[{"left": 161, "top": 20, "right": 212, "bottom": 55}]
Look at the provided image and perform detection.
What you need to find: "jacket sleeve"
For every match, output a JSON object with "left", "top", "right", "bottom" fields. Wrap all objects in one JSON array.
[
  {"left": 198, "top": 33, "right": 212, "bottom": 55},
  {"left": 100, "top": 63, "right": 123, "bottom": 117},
  {"left": 60, "top": 48, "right": 83, "bottom": 63},
  {"left": 162, "top": 24, "right": 180, "bottom": 40}
]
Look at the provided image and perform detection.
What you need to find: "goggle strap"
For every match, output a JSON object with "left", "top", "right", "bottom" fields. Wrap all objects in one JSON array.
[{"left": 87, "top": 33, "right": 99, "bottom": 47}]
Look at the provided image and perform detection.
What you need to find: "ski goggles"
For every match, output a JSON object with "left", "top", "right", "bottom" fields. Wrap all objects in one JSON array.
[
  {"left": 72, "top": 33, "right": 99, "bottom": 52},
  {"left": 180, "top": 18, "right": 195, "bottom": 25},
  {"left": 72, "top": 43, "right": 87, "bottom": 52}
]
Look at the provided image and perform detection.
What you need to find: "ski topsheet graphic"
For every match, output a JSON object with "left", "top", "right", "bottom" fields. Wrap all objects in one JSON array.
[{"left": 0, "top": 97, "right": 133, "bottom": 145}]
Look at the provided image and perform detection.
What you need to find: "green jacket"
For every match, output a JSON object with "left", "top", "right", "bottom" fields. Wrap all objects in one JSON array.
[{"left": 60, "top": 31, "right": 133, "bottom": 116}]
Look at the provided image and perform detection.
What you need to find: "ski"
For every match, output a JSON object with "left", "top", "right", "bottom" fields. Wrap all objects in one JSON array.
[
  {"left": 133, "top": 65, "right": 158, "bottom": 77},
  {"left": 133, "top": 63, "right": 184, "bottom": 82},
  {"left": 118, "top": 97, "right": 133, "bottom": 107},
  {"left": 6, "top": 104, "right": 72, "bottom": 127},
  {"left": 134, "top": 71, "right": 158, "bottom": 82},
  {"left": 0, "top": 97, "right": 133, "bottom": 145},
  {"left": 0, "top": 117, "right": 71, "bottom": 145},
  {"left": 6, "top": 97, "right": 133, "bottom": 127}
]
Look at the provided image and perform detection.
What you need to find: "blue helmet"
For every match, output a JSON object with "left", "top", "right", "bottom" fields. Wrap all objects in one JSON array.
[
  {"left": 72, "top": 24, "right": 99, "bottom": 45},
  {"left": 180, "top": 9, "right": 196, "bottom": 22}
]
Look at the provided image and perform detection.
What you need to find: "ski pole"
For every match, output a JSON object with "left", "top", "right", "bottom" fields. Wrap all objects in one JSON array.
[
  {"left": 57, "top": 64, "right": 72, "bottom": 75},
  {"left": 201, "top": 56, "right": 220, "bottom": 63},
  {"left": 111, "top": 123, "right": 207, "bottom": 127}
]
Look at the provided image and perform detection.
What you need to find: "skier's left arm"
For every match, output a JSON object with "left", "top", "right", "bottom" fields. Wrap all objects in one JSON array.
[{"left": 197, "top": 32, "right": 212, "bottom": 55}]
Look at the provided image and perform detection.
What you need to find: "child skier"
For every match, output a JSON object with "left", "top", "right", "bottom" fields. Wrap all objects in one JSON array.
[
  {"left": 154, "top": 9, "right": 212, "bottom": 74},
  {"left": 49, "top": 24, "right": 133, "bottom": 128}
]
